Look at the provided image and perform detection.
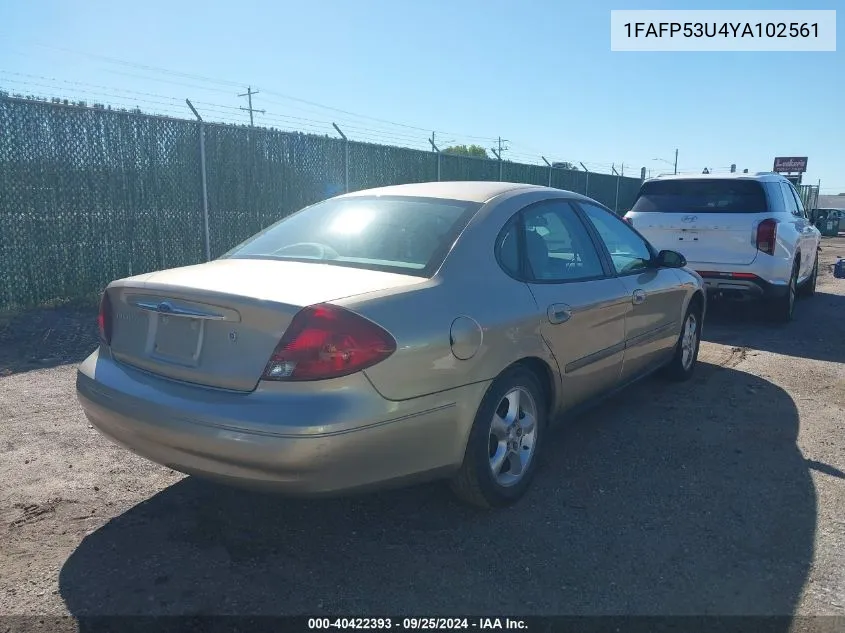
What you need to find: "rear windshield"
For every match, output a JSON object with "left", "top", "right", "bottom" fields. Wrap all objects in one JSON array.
[
  {"left": 631, "top": 179, "right": 768, "bottom": 213},
  {"left": 221, "top": 195, "right": 480, "bottom": 277}
]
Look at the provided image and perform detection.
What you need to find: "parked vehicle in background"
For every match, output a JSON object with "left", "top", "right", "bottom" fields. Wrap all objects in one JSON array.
[
  {"left": 76, "top": 182, "right": 705, "bottom": 508},
  {"left": 624, "top": 173, "right": 822, "bottom": 322},
  {"left": 810, "top": 208, "right": 845, "bottom": 237}
]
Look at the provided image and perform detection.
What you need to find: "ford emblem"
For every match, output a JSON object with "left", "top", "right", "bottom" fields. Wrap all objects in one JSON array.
[
  {"left": 157, "top": 301, "right": 174, "bottom": 314},
  {"left": 681, "top": 215, "right": 698, "bottom": 223}
]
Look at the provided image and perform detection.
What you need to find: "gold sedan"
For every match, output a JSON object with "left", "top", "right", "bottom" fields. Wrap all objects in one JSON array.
[{"left": 76, "top": 181, "right": 705, "bottom": 508}]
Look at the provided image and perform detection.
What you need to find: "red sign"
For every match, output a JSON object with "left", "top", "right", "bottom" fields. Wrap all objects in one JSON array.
[{"left": 773, "top": 157, "right": 808, "bottom": 173}]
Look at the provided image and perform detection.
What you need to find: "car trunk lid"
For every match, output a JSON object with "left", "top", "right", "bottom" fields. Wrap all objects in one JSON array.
[
  {"left": 106, "top": 258, "right": 425, "bottom": 392},
  {"left": 632, "top": 212, "right": 762, "bottom": 265}
]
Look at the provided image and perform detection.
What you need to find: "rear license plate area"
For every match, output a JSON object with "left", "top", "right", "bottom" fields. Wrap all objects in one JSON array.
[
  {"left": 675, "top": 229, "right": 700, "bottom": 243},
  {"left": 153, "top": 315, "right": 203, "bottom": 364}
]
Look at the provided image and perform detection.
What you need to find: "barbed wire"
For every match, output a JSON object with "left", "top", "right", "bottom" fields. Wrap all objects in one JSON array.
[
  {"left": 0, "top": 43, "right": 643, "bottom": 174},
  {"left": 0, "top": 77, "right": 636, "bottom": 175}
]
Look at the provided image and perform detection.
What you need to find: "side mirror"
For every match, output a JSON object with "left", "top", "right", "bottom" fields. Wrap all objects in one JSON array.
[{"left": 656, "top": 249, "right": 687, "bottom": 268}]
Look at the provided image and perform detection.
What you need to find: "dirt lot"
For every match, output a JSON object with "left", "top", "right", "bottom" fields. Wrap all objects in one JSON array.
[{"left": 1, "top": 238, "right": 844, "bottom": 622}]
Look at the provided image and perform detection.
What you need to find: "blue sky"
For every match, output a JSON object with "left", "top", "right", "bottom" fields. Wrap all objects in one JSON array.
[{"left": 1, "top": 0, "right": 842, "bottom": 191}]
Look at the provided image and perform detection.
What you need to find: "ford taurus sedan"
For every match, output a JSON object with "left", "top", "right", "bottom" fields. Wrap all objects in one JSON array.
[{"left": 76, "top": 181, "right": 706, "bottom": 508}]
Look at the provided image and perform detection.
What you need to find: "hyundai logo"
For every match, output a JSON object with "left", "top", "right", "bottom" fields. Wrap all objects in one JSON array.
[
  {"left": 681, "top": 215, "right": 698, "bottom": 223},
  {"left": 157, "top": 301, "right": 174, "bottom": 314}
]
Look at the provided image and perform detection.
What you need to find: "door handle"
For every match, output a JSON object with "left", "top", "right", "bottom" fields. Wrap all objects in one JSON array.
[
  {"left": 632, "top": 289, "right": 646, "bottom": 305},
  {"left": 547, "top": 304, "right": 572, "bottom": 324}
]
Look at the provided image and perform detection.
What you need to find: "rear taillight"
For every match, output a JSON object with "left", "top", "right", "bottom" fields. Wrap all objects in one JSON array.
[
  {"left": 755, "top": 219, "right": 778, "bottom": 255},
  {"left": 97, "top": 291, "right": 113, "bottom": 346},
  {"left": 262, "top": 304, "right": 396, "bottom": 382}
]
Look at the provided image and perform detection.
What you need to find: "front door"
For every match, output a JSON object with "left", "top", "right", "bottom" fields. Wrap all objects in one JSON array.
[{"left": 578, "top": 201, "right": 687, "bottom": 382}]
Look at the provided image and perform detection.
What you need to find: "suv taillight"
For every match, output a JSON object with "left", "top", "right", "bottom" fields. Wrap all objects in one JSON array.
[
  {"left": 262, "top": 304, "right": 397, "bottom": 382},
  {"left": 755, "top": 219, "right": 778, "bottom": 256},
  {"left": 97, "top": 291, "right": 113, "bottom": 346}
]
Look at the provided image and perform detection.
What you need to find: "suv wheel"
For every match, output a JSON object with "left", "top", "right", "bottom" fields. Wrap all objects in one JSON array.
[
  {"left": 770, "top": 259, "right": 799, "bottom": 323},
  {"left": 799, "top": 254, "right": 818, "bottom": 298}
]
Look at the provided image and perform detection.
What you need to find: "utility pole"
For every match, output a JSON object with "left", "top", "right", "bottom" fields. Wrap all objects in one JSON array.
[
  {"left": 238, "top": 86, "right": 265, "bottom": 126},
  {"left": 674, "top": 148, "right": 678, "bottom": 175},
  {"left": 489, "top": 136, "right": 509, "bottom": 181}
]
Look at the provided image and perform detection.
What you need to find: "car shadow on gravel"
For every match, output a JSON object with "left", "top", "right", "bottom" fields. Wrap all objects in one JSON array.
[
  {"left": 59, "top": 361, "right": 815, "bottom": 622},
  {"left": 702, "top": 291, "right": 845, "bottom": 364}
]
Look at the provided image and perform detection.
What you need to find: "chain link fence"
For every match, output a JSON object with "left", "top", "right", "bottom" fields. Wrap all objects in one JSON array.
[{"left": 0, "top": 96, "right": 644, "bottom": 311}]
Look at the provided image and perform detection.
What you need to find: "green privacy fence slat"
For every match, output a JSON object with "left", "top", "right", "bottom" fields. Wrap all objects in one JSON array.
[
  {"left": 0, "top": 98, "right": 203, "bottom": 311},
  {"left": 203, "top": 126, "right": 346, "bottom": 258},
  {"left": 0, "top": 97, "right": 643, "bottom": 311},
  {"left": 348, "top": 141, "right": 438, "bottom": 191}
]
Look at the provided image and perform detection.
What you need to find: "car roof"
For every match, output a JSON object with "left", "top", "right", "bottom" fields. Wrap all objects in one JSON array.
[
  {"left": 645, "top": 172, "right": 790, "bottom": 184},
  {"left": 338, "top": 181, "right": 550, "bottom": 204}
]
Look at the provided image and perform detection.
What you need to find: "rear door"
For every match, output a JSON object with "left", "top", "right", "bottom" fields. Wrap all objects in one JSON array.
[
  {"left": 628, "top": 178, "right": 770, "bottom": 266},
  {"left": 578, "top": 201, "right": 687, "bottom": 383},
  {"left": 502, "top": 199, "right": 630, "bottom": 409}
]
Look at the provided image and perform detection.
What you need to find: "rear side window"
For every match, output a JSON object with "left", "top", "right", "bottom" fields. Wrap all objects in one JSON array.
[
  {"left": 631, "top": 179, "right": 769, "bottom": 214},
  {"left": 780, "top": 183, "right": 799, "bottom": 216}
]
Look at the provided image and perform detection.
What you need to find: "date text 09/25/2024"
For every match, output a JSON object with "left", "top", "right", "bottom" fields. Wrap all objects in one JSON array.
[{"left": 307, "top": 618, "right": 527, "bottom": 630}]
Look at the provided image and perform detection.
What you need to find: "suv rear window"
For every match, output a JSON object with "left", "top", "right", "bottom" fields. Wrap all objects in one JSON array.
[{"left": 631, "top": 179, "right": 769, "bottom": 214}]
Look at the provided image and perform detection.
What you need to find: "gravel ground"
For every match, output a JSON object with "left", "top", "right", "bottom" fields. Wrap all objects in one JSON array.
[{"left": 1, "top": 238, "right": 844, "bottom": 622}]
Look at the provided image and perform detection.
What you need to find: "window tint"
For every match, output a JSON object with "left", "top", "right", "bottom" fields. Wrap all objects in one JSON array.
[
  {"left": 580, "top": 202, "right": 653, "bottom": 275},
  {"left": 631, "top": 179, "right": 768, "bottom": 213},
  {"left": 501, "top": 201, "right": 605, "bottom": 282},
  {"left": 765, "top": 182, "right": 786, "bottom": 211},
  {"left": 780, "top": 183, "right": 798, "bottom": 215},
  {"left": 223, "top": 196, "right": 480, "bottom": 277}
]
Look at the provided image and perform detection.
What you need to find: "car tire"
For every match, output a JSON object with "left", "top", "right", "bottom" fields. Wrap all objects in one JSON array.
[
  {"left": 769, "top": 259, "right": 799, "bottom": 323},
  {"left": 799, "top": 254, "right": 818, "bottom": 298},
  {"left": 659, "top": 300, "right": 702, "bottom": 382},
  {"left": 450, "top": 366, "right": 546, "bottom": 509}
]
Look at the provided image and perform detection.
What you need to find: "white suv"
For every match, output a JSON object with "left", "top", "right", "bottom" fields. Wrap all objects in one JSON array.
[{"left": 624, "top": 172, "right": 821, "bottom": 322}]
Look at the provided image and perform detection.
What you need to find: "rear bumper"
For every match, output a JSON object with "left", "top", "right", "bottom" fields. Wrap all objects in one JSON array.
[
  {"left": 76, "top": 349, "right": 489, "bottom": 496},
  {"left": 696, "top": 273, "right": 788, "bottom": 300}
]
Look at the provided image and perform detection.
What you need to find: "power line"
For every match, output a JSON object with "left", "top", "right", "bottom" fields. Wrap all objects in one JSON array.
[
  {"left": 0, "top": 74, "right": 439, "bottom": 145},
  {"left": 6, "top": 44, "right": 574, "bottom": 159},
  {"left": 21, "top": 67, "right": 473, "bottom": 146},
  {"left": 2, "top": 55, "right": 648, "bottom": 177},
  {"left": 19, "top": 42, "right": 502, "bottom": 142},
  {"left": 0, "top": 81, "right": 438, "bottom": 149}
]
